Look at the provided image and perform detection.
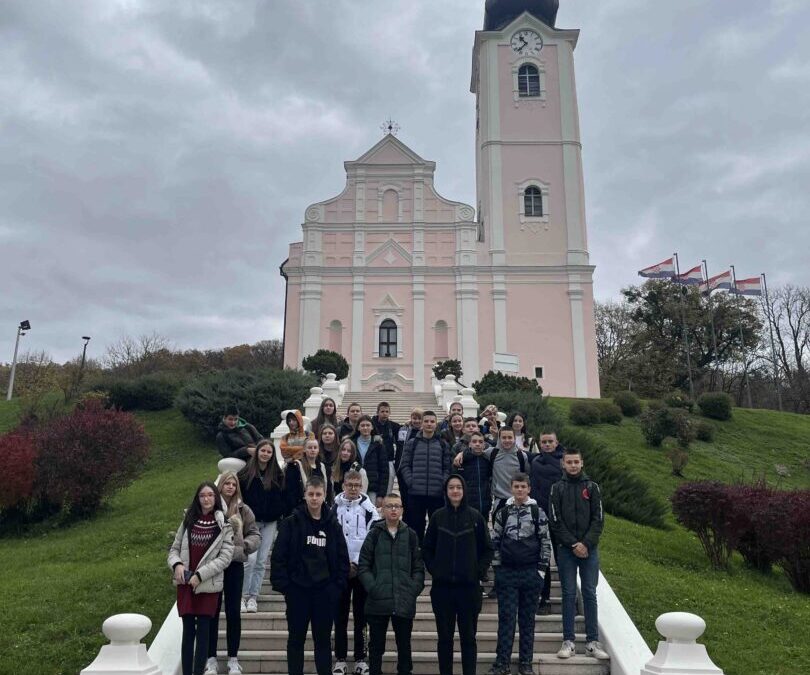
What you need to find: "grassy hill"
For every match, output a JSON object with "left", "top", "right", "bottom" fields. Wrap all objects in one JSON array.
[{"left": 1, "top": 399, "right": 808, "bottom": 674}]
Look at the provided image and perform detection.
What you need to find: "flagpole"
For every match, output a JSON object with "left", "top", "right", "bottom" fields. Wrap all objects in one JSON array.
[
  {"left": 702, "top": 259, "right": 720, "bottom": 391},
  {"left": 762, "top": 273, "right": 783, "bottom": 412},
  {"left": 674, "top": 252, "right": 695, "bottom": 400},
  {"left": 730, "top": 265, "right": 753, "bottom": 408}
]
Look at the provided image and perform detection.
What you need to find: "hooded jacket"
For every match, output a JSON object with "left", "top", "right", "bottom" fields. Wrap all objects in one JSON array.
[
  {"left": 332, "top": 492, "right": 382, "bottom": 564},
  {"left": 168, "top": 510, "right": 235, "bottom": 594},
  {"left": 400, "top": 432, "right": 453, "bottom": 498},
  {"left": 270, "top": 502, "right": 349, "bottom": 594},
  {"left": 358, "top": 519, "right": 425, "bottom": 618},
  {"left": 279, "top": 410, "right": 314, "bottom": 462},
  {"left": 372, "top": 415, "right": 401, "bottom": 463},
  {"left": 529, "top": 446, "right": 564, "bottom": 514},
  {"left": 351, "top": 433, "right": 389, "bottom": 496},
  {"left": 492, "top": 496, "right": 551, "bottom": 571},
  {"left": 422, "top": 474, "right": 493, "bottom": 586},
  {"left": 284, "top": 458, "right": 334, "bottom": 514},
  {"left": 458, "top": 445, "right": 493, "bottom": 515},
  {"left": 215, "top": 418, "right": 263, "bottom": 461},
  {"left": 549, "top": 471, "right": 604, "bottom": 550}
]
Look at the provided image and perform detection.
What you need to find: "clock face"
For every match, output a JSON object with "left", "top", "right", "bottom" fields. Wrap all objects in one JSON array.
[{"left": 510, "top": 30, "right": 543, "bottom": 56}]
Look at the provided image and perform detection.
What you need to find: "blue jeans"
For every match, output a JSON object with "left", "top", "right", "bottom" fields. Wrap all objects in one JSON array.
[
  {"left": 557, "top": 545, "right": 600, "bottom": 643},
  {"left": 242, "top": 520, "right": 277, "bottom": 598}
]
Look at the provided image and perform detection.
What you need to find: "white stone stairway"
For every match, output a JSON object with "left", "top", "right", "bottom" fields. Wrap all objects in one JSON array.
[
  {"left": 339, "top": 392, "right": 442, "bottom": 424},
  {"left": 217, "top": 568, "right": 610, "bottom": 675}
]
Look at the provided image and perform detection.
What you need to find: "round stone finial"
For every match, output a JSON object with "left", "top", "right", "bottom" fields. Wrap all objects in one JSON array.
[
  {"left": 102, "top": 614, "right": 152, "bottom": 644},
  {"left": 310, "top": 387, "right": 323, "bottom": 395},
  {"left": 325, "top": 373, "right": 337, "bottom": 381},
  {"left": 218, "top": 457, "right": 246, "bottom": 476},
  {"left": 446, "top": 375, "right": 456, "bottom": 381},
  {"left": 655, "top": 612, "right": 706, "bottom": 642}
]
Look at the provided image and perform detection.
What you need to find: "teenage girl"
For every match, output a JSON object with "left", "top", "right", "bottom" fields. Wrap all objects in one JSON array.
[
  {"left": 440, "top": 413, "right": 465, "bottom": 447},
  {"left": 168, "top": 482, "right": 234, "bottom": 675},
  {"left": 285, "top": 437, "right": 334, "bottom": 512},
  {"left": 507, "top": 411, "right": 539, "bottom": 454},
  {"left": 331, "top": 438, "right": 368, "bottom": 495},
  {"left": 311, "top": 397, "right": 339, "bottom": 438},
  {"left": 318, "top": 423, "right": 341, "bottom": 469},
  {"left": 351, "top": 415, "right": 388, "bottom": 506},
  {"left": 338, "top": 402, "right": 363, "bottom": 440}
]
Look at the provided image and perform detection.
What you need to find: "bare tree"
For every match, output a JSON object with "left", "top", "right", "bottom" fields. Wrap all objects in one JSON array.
[
  {"left": 103, "top": 332, "right": 172, "bottom": 374},
  {"left": 763, "top": 285, "right": 810, "bottom": 412},
  {"left": 594, "top": 300, "right": 637, "bottom": 392}
]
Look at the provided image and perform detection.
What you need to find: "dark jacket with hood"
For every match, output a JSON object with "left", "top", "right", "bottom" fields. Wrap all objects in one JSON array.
[
  {"left": 239, "top": 468, "right": 285, "bottom": 523},
  {"left": 284, "top": 459, "right": 334, "bottom": 514},
  {"left": 351, "top": 432, "right": 389, "bottom": 496},
  {"left": 529, "top": 445, "right": 564, "bottom": 514},
  {"left": 216, "top": 418, "right": 263, "bottom": 460},
  {"left": 338, "top": 418, "right": 356, "bottom": 441},
  {"left": 458, "top": 444, "right": 493, "bottom": 516},
  {"left": 549, "top": 471, "right": 604, "bottom": 550},
  {"left": 422, "top": 474, "right": 493, "bottom": 586},
  {"left": 400, "top": 432, "right": 453, "bottom": 498},
  {"left": 358, "top": 519, "right": 425, "bottom": 618},
  {"left": 372, "top": 415, "right": 401, "bottom": 463},
  {"left": 270, "top": 502, "right": 349, "bottom": 595}
]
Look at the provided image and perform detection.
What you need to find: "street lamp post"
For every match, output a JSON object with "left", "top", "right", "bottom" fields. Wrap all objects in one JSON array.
[
  {"left": 78, "top": 336, "right": 91, "bottom": 391},
  {"left": 6, "top": 320, "right": 31, "bottom": 401}
]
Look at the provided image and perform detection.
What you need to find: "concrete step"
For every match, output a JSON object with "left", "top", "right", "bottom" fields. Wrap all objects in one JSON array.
[
  {"left": 254, "top": 593, "right": 562, "bottom": 612},
  {"left": 225, "top": 629, "right": 587, "bottom": 653},
  {"left": 258, "top": 578, "right": 561, "bottom": 592},
  {"left": 217, "top": 651, "right": 609, "bottom": 674},
  {"left": 341, "top": 392, "right": 439, "bottom": 423}
]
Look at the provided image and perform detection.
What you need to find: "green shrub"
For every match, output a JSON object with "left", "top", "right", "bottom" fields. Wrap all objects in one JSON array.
[
  {"left": 176, "top": 368, "right": 317, "bottom": 437},
  {"left": 559, "top": 427, "right": 667, "bottom": 528},
  {"left": 301, "top": 349, "right": 349, "bottom": 381},
  {"left": 613, "top": 390, "right": 642, "bottom": 417},
  {"left": 432, "top": 359, "right": 463, "bottom": 382},
  {"left": 472, "top": 370, "right": 542, "bottom": 396},
  {"left": 665, "top": 390, "right": 694, "bottom": 412},
  {"left": 665, "top": 442, "right": 690, "bottom": 477},
  {"left": 106, "top": 373, "right": 181, "bottom": 411},
  {"left": 596, "top": 400, "right": 623, "bottom": 425},
  {"left": 479, "top": 391, "right": 560, "bottom": 435},
  {"left": 697, "top": 392, "right": 733, "bottom": 421},
  {"left": 696, "top": 420, "right": 715, "bottom": 442},
  {"left": 639, "top": 406, "right": 695, "bottom": 447},
  {"left": 569, "top": 400, "right": 601, "bottom": 426}
]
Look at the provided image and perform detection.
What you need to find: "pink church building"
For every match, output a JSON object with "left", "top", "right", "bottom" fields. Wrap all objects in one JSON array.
[{"left": 281, "top": 0, "right": 600, "bottom": 397}]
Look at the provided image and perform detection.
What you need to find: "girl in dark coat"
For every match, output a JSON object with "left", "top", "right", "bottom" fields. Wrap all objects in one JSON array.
[
  {"left": 285, "top": 438, "right": 334, "bottom": 513},
  {"left": 351, "top": 415, "right": 389, "bottom": 507}
]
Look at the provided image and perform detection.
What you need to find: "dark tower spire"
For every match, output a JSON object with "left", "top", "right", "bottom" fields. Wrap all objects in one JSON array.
[{"left": 483, "top": 0, "right": 559, "bottom": 30}]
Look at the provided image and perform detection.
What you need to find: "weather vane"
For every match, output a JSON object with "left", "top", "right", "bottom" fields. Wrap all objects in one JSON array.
[{"left": 380, "top": 118, "right": 400, "bottom": 136}]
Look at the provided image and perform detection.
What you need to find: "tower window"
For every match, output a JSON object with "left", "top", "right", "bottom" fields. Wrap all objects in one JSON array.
[
  {"left": 524, "top": 186, "right": 544, "bottom": 217},
  {"left": 518, "top": 64, "right": 541, "bottom": 97},
  {"left": 379, "top": 319, "right": 397, "bottom": 358}
]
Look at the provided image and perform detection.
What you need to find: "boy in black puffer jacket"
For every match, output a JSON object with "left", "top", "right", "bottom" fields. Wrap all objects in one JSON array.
[
  {"left": 423, "top": 474, "right": 493, "bottom": 675},
  {"left": 457, "top": 431, "right": 493, "bottom": 521}
]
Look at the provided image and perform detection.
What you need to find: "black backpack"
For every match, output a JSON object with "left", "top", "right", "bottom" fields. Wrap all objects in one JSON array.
[
  {"left": 489, "top": 447, "right": 530, "bottom": 473},
  {"left": 495, "top": 502, "right": 545, "bottom": 567}
]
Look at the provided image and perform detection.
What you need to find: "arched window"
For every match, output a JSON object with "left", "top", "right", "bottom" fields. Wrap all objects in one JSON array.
[
  {"left": 518, "top": 64, "right": 541, "bottom": 97},
  {"left": 434, "top": 320, "right": 449, "bottom": 358},
  {"left": 382, "top": 189, "right": 399, "bottom": 221},
  {"left": 524, "top": 186, "right": 543, "bottom": 217},
  {"left": 329, "top": 320, "right": 343, "bottom": 354},
  {"left": 379, "top": 319, "right": 397, "bottom": 358}
]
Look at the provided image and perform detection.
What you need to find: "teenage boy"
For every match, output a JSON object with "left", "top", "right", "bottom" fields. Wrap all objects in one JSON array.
[
  {"left": 423, "top": 475, "right": 493, "bottom": 675},
  {"left": 358, "top": 494, "right": 425, "bottom": 675},
  {"left": 332, "top": 471, "right": 382, "bottom": 675},
  {"left": 529, "top": 432, "right": 564, "bottom": 614},
  {"left": 549, "top": 448, "right": 608, "bottom": 661},
  {"left": 395, "top": 408, "right": 423, "bottom": 512},
  {"left": 400, "top": 410, "right": 453, "bottom": 543},
  {"left": 372, "top": 402, "right": 400, "bottom": 494},
  {"left": 215, "top": 405, "right": 263, "bottom": 460},
  {"left": 339, "top": 403, "right": 363, "bottom": 440},
  {"left": 457, "top": 431, "right": 493, "bottom": 522},
  {"left": 270, "top": 477, "right": 350, "bottom": 675},
  {"left": 489, "top": 473, "right": 551, "bottom": 675}
]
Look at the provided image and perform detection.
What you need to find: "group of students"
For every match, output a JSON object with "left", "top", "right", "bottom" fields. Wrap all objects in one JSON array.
[{"left": 168, "top": 400, "right": 608, "bottom": 675}]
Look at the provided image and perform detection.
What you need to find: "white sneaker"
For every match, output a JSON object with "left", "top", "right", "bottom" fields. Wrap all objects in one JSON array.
[
  {"left": 227, "top": 657, "right": 243, "bottom": 674},
  {"left": 332, "top": 661, "right": 348, "bottom": 675},
  {"left": 354, "top": 660, "right": 369, "bottom": 675},
  {"left": 203, "top": 656, "right": 219, "bottom": 675},
  {"left": 245, "top": 597, "right": 258, "bottom": 613},
  {"left": 240, "top": 598, "right": 247, "bottom": 613},
  {"left": 585, "top": 641, "right": 609, "bottom": 660},
  {"left": 557, "top": 640, "right": 576, "bottom": 659}
]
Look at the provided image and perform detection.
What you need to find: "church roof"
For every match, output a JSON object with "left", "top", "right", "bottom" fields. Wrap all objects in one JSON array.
[
  {"left": 346, "top": 133, "right": 432, "bottom": 170},
  {"left": 483, "top": 0, "right": 559, "bottom": 30}
]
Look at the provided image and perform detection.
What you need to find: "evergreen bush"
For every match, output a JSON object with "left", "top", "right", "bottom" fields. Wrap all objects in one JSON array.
[
  {"left": 105, "top": 373, "right": 181, "bottom": 411},
  {"left": 697, "top": 392, "right": 733, "bottom": 421},
  {"left": 569, "top": 400, "right": 601, "bottom": 426},
  {"left": 613, "top": 390, "right": 642, "bottom": 417},
  {"left": 176, "top": 368, "right": 317, "bottom": 437},
  {"left": 432, "top": 359, "right": 463, "bottom": 382},
  {"left": 479, "top": 391, "right": 560, "bottom": 434},
  {"left": 695, "top": 420, "right": 715, "bottom": 442},
  {"left": 665, "top": 390, "right": 694, "bottom": 412},
  {"left": 472, "top": 370, "right": 542, "bottom": 396},
  {"left": 639, "top": 406, "right": 695, "bottom": 447},
  {"left": 596, "top": 400, "right": 623, "bottom": 425},
  {"left": 559, "top": 427, "right": 667, "bottom": 528},
  {"left": 301, "top": 349, "right": 349, "bottom": 381}
]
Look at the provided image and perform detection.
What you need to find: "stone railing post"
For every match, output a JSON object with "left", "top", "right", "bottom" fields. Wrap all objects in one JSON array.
[
  {"left": 217, "top": 457, "right": 246, "bottom": 478},
  {"left": 440, "top": 375, "right": 461, "bottom": 411},
  {"left": 432, "top": 376, "right": 443, "bottom": 405},
  {"left": 303, "top": 387, "right": 324, "bottom": 424},
  {"left": 321, "top": 373, "right": 342, "bottom": 406},
  {"left": 458, "top": 388, "right": 479, "bottom": 418},
  {"left": 641, "top": 612, "right": 723, "bottom": 674},
  {"left": 81, "top": 614, "right": 160, "bottom": 675}
]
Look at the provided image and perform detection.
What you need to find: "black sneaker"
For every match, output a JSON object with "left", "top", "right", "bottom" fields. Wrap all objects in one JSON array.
[
  {"left": 518, "top": 663, "right": 536, "bottom": 675},
  {"left": 536, "top": 599, "right": 551, "bottom": 615},
  {"left": 486, "top": 664, "right": 510, "bottom": 675}
]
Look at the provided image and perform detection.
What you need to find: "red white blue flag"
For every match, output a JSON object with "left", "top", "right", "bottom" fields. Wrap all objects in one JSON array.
[
  {"left": 638, "top": 257, "right": 675, "bottom": 279},
  {"left": 674, "top": 265, "right": 703, "bottom": 286},
  {"left": 700, "top": 270, "right": 733, "bottom": 294},
  {"left": 731, "top": 276, "right": 762, "bottom": 297}
]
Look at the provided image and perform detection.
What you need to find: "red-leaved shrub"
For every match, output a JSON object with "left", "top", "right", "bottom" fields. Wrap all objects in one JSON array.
[
  {"left": 35, "top": 399, "right": 150, "bottom": 515},
  {"left": 727, "top": 483, "right": 775, "bottom": 573},
  {"left": 0, "top": 431, "right": 38, "bottom": 509}
]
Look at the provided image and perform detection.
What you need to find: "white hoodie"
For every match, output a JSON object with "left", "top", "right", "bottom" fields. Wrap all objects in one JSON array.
[{"left": 332, "top": 492, "right": 382, "bottom": 563}]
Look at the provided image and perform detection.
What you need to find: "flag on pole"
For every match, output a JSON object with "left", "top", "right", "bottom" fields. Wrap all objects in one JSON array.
[
  {"left": 674, "top": 265, "right": 703, "bottom": 286},
  {"left": 638, "top": 257, "right": 675, "bottom": 279},
  {"left": 701, "top": 270, "right": 733, "bottom": 295},
  {"left": 731, "top": 277, "right": 763, "bottom": 296}
]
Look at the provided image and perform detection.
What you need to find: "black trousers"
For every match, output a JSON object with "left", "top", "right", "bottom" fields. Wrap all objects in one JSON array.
[
  {"left": 541, "top": 530, "right": 558, "bottom": 602},
  {"left": 431, "top": 584, "right": 482, "bottom": 675},
  {"left": 208, "top": 561, "right": 244, "bottom": 658},
  {"left": 405, "top": 494, "right": 443, "bottom": 543},
  {"left": 285, "top": 584, "right": 335, "bottom": 675},
  {"left": 367, "top": 614, "right": 414, "bottom": 675},
  {"left": 181, "top": 615, "right": 212, "bottom": 675},
  {"left": 334, "top": 575, "right": 367, "bottom": 661}
]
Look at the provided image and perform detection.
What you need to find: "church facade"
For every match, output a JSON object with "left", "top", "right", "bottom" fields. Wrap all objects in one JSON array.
[{"left": 281, "top": 1, "right": 600, "bottom": 397}]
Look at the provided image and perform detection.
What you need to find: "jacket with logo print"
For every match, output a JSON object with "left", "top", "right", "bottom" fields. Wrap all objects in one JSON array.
[{"left": 549, "top": 471, "right": 604, "bottom": 550}]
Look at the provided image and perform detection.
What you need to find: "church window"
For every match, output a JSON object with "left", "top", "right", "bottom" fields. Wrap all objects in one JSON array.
[
  {"left": 524, "top": 186, "right": 544, "bottom": 217},
  {"left": 382, "top": 189, "right": 399, "bottom": 221},
  {"left": 379, "top": 319, "right": 397, "bottom": 358},
  {"left": 329, "top": 320, "right": 343, "bottom": 355},
  {"left": 518, "top": 64, "right": 541, "bottom": 97},
  {"left": 434, "top": 320, "right": 449, "bottom": 358},
  {"left": 534, "top": 366, "right": 544, "bottom": 379}
]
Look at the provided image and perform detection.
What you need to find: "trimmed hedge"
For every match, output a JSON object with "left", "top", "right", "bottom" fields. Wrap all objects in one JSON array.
[
  {"left": 697, "top": 392, "right": 733, "bottom": 421},
  {"left": 569, "top": 400, "right": 601, "bottom": 426},
  {"left": 472, "top": 371, "right": 542, "bottom": 397},
  {"left": 176, "top": 368, "right": 317, "bottom": 437},
  {"left": 613, "top": 390, "right": 642, "bottom": 417},
  {"left": 105, "top": 373, "right": 182, "bottom": 411},
  {"left": 559, "top": 427, "right": 668, "bottom": 529},
  {"left": 596, "top": 400, "right": 623, "bottom": 425}
]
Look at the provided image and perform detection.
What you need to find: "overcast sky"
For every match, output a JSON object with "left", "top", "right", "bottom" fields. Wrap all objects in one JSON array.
[{"left": 2, "top": 0, "right": 809, "bottom": 364}]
